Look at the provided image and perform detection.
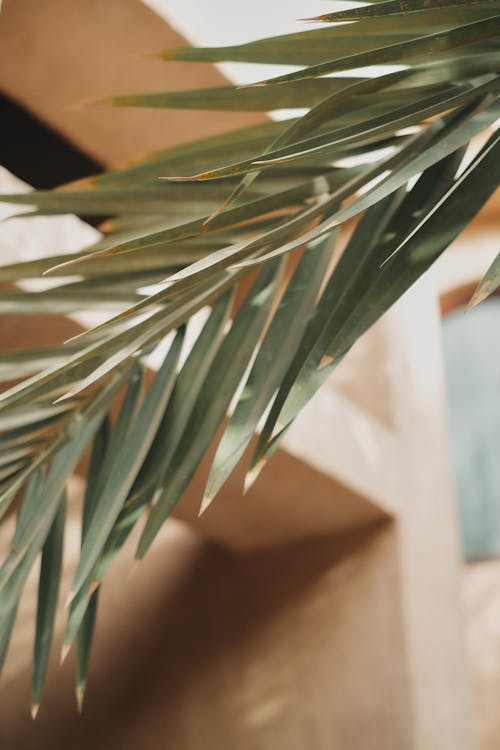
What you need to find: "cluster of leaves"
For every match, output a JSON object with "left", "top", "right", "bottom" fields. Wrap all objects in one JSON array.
[{"left": 0, "top": 0, "right": 499, "bottom": 714}]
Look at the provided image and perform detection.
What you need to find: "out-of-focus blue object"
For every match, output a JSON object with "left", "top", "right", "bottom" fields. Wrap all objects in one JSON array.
[{"left": 443, "top": 296, "right": 500, "bottom": 561}]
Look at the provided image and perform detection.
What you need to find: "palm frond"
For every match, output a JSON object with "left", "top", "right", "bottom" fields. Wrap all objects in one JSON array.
[{"left": 0, "top": 3, "right": 499, "bottom": 707}]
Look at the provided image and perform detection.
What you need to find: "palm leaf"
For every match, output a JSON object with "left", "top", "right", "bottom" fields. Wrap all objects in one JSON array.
[
  {"left": 0, "top": 4, "right": 498, "bottom": 704},
  {"left": 469, "top": 251, "right": 500, "bottom": 306},
  {"left": 32, "top": 495, "right": 66, "bottom": 716}
]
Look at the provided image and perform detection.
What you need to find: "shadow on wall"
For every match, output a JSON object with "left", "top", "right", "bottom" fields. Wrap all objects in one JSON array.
[{"left": 0, "top": 518, "right": 401, "bottom": 750}]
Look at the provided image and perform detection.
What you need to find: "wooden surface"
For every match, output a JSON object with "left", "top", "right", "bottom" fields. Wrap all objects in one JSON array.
[
  {"left": 1, "top": 480, "right": 413, "bottom": 750},
  {"left": 384, "top": 282, "right": 474, "bottom": 750},
  {"left": 0, "top": 0, "right": 262, "bottom": 167}
]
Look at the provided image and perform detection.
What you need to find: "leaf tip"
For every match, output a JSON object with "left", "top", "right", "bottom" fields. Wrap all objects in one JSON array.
[
  {"left": 130, "top": 49, "right": 162, "bottom": 61},
  {"left": 238, "top": 79, "right": 268, "bottom": 90},
  {"left": 43, "top": 253, "right": 94, "bottom": 277},
  {"left": 467, "top": 280, "right": 494, "bottom": 310},
  {"left": 64, "top": 590, "right": 76, "bottom": 609},
  {"left": 88, "top": 579, "right": 100, "bottom": 596},
  {"left": 317, "top": 354, "right": 335, "bottom": 371},
  {"left": 252, "top": 157, "right": 282, "bottom": 166},
  {"left": 244, "top": 459, "right": 266, "bottom": 494},
  {"left": 63, "top": 329, "right": 88, "bottom": 345},
  {"left": 198, "top": 494, "right": 213, "bottom": 517},
  {"left": 203, "top": 199, "right": 228, "bottom": 227},
  {"left": 76, "top": 688, "right": 85, "bottom": 713},
  {"left": 31, "top": 703, "right": 39, "bottom": 720},
  {"left": 60, "top": 642, "right": 71, "bottom": 665},
  {"left": 110, "top": 96, "right": 141, "bottom": 108},
  {"left": 158, "top": 48, "right": 181, "bottom": 61},
  {"left": 158, "top": 174, "right": 199, "bottom": 183},
  {"left": 63, "top": 96, "right": 108, "bottom": 112}
]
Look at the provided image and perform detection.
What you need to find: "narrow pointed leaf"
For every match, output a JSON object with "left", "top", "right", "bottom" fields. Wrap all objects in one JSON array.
[
  {"left": 0, "top": 184, "right": 234, "bottom": 217},
  {"left": 159, "top": 11, "right": 498, "bottom": 66},
  {"left": 12, "top": 368, "right": 131, "bottom": 554},
  {"left": 75, "top": 588, "right": 99, "bottom": 710},
  {"left": 234, "top": 96, "right": 500, "bottom": 268},
  {"left": 205, "top": 232, "right": 335, "bottom": 504},
  {"left": 111, "top": 77, "right": 357, "bottom": 112},
  {"left": 62, "top": 419, "right": 110, "bottom": 650},
  {"left": 136, "top": 258, "right": 284, "bottom": 557},
  {"left": 255, "top": 133, "right": 500, "bottom": 466},
  {"left": 245, "top": 16, "right": 500, "bottom": 86},
  {"left": 180, "top": 75, "right": 499, "bottom": 182},
  {"left": 0, "top": 604, "right": 18, "bottom": 674},
  {"left": 84, "top": 291, "right": 234, "bottom": 590},
  {"left": 314, "top": 0, "right": 498, "bottom": 23},
  {"left": 32, "top": 495, "right": 66, "bottom": 707},
  {"left": 250, "top": 188, "right": 407, "bottom": 470},
  {"left": 70, "top": 329, "right": 185, "bottom": 594}
]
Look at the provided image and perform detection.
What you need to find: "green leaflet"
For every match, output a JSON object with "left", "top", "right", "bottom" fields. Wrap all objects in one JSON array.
[
  {"left": 0, "top": 287, "right": 141, "bottom": 315},
  {"left": 0, "top": 271, "right": 222, "bottom": 413},
  {"left": 0, "top": 474, "right": 59, "bottom": 674},
  {"left": 62, "top": 420, "right": 109, "bottom": 654},
  {"left": 82, "top": 418, "right": 112, "bottom": 537},
  {"left": 165, "top": 111, "right": 445, "bottom": 283},
  {"left": 63, "top": 585, "right": 96, "bottom": 657},
  {"left": 233, "top": 95, "right": 500, "bottom": 268},
  {"left": 124, "top": 291, "right": 233, "bottom": 505},
  {"left": 136, "top": 258, "right": 284, "bottom": 558},
  {"left": 249, "top": 188, "right": 409, "bottom": 474},
  {"left": 63, "top": 258, "right": 246, "bottom": 347},
  {"left": 178, "top": 75, "right": 499, "bottom": 181},
  {"left": 94, "top": 166, "right": 364, "bottom": 259},
  {"left": 111, "top": 77, "right": 357, "bottom": 112},
  {"left": 75, "top": 588, "right": 98, "bottom": 711},
  {"left": 314, "top": 0, "right": 498, "bottom": 23},
  {"left": 87, "top": 291, "right": 234, "bottom": 589},
  {"left": 0, "top": 400, "right": 85, "bottom": 515},
  {"left": 287, "top": 150, "right": 464, "bottom": 424},
  {"left": 0, "top": 459, "right": 28, "bottom": 483},
  {"left": 70, "top": 329, "right": 185, "bottom": 595},
  {"left": 318, "top": 131, "right": 500, "bottom": 358},
  {"left": 32, "top": 496, "right": 66, "bottom": 712},
  {"left": 0, "top": 342, "right": 86, "bottom": 382},
  {"left": 200, "top": 69, "right": 419, "bottom": 214},
  {"left": 469, "top": 252, "right": 500, "bottom": 307},
  {"left": 0, "top": 444, "right": 37, "bottom": 469},
  {"left": 156, "top": 145, "right": 400, "bottom": 290},
  {"left": 0, "top": 421, "right": 53, "bottom": 447},
  {"left": 72, "top": 293, "right": 232, "bottom": 600},
  {"left": 254, "top": 133, "right": 500, "bottom": 467},
  {"left": 244, "top": 15, "right": 500, "bottom": 86},
  {"left": 66, "top": 418, "right": 109, "bottom": 704},
  {"left": 0, "top": 184, "right": 235, "bottom": 217},
  {"left": 62, "top": 293, "right": 232, "bottom": 629},
  {"left": 96, "top": 120, "right": 291, "bottom": 188},
  {"left": 159, "top": 9, "right": 498, "bottom": 66},
  {"left": 0, "top": 243, "right": 218, "bottom": 287},
  {"left": 251, "top": 76, "right": 500, "bottom": 168},
  {"left": 203, "top": 232, "right": 335, "bottom": 507},
  {"left": 0, "top": 605, "right": 18, "bottom": 674},
  {"left": 0, "top": 470, "right": 45, "bottom": 591},
  {"left": 10, "top": 368, "right": 131, "bottom": 556}
]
